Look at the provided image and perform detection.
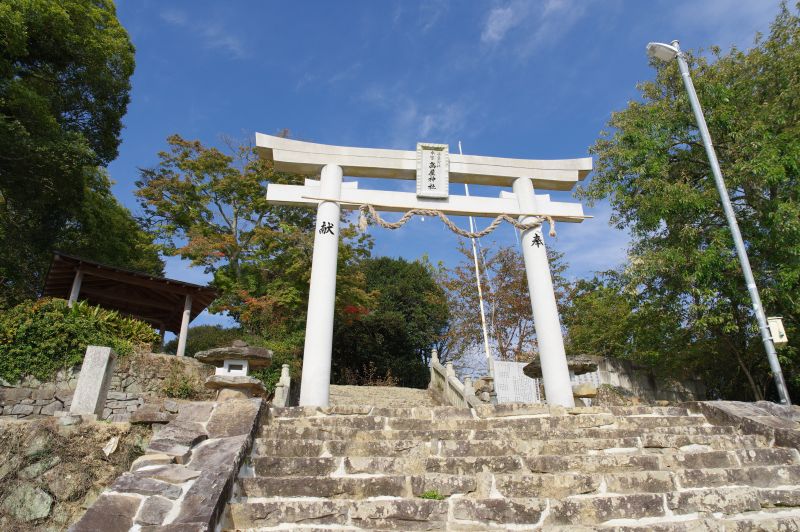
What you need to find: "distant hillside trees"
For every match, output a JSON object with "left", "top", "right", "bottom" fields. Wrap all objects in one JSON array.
[
  {"left": 332, "top": 257, "right": 449, "bottom": 388},
  {"left": 0, "top": 0, "right": 162, "bottom": 306},
  {"left": 573, "top": 5, "right": 800, "bottom": 401}
]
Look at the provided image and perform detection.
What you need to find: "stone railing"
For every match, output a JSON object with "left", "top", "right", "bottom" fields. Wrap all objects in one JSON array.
[
  {"left": 272, "top": 364, "right": 292, "bottom": 407},
  {"left": 429, "top": 349, "right": 485, "bottom": 408}
]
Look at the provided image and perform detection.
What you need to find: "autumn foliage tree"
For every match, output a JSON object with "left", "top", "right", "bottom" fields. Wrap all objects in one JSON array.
[
  {"left": 136, "top": 134, "right": 373, "bottom": 354},
  {"left": 439, "top": 240, "right": 569, "bottom": 374}
]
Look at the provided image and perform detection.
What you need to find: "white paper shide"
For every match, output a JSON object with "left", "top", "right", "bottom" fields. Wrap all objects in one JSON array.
[{"left": 416, "top": 142, "right": 449, "bottom": 199}]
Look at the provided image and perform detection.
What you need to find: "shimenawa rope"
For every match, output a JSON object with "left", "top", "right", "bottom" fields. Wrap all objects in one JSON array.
[{"left": 357, "top": 204, "right": 556, "bottom": 239}]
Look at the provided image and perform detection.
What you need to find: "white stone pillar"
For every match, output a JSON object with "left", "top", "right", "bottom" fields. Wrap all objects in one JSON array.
[
  {"left": 68, "top": 270, "right": 83, "bottom": 307},
  {"left": 176, "top": 294, "right": 192, "bottom": 357},
  {"left": 299, "top": 164, "right": 343, "bottom": 406},
  {"left": 513, "top": 177, "right": 575, "bottom": 407}
]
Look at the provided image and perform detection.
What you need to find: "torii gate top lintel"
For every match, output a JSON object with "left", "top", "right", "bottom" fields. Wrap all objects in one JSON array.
[{"left": 255, "top": 133, "right": 592, "bottom": 191}]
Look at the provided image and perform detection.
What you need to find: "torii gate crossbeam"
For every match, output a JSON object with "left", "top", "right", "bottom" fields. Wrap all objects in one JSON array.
[{"left": 256, "top": 133, "right": 592, "bottom": 408}]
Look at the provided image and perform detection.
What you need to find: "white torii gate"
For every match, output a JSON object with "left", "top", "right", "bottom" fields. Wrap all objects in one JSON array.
[{"left": 255, "top": 133, "right": 592, "bottom": 408}]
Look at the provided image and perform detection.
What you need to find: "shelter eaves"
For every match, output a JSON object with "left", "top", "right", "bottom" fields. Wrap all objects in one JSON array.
[{"left": 42, "top": 252, "right": 217, "bottom": 334}]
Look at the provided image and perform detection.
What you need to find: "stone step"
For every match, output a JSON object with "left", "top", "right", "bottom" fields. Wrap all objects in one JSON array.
[
  {"left": 262, "top": 413, "right": 708, "bottom": 433},
  {"left": 225, "top": 497, "right": 547, "bottom": 530},
  {"left": 250, "top": 447, "right": 797, "bottom": 478},
  {"left": 242, "top": 467, "right": 799, "bottom": 500},
  {"left": 641, "top": 432, "right": 768, "bottom": 450},
  {"left": 225, "top": 489, "right": 800, "bottom": 530},
  {"left": 251, "top": 434, "right": 770, "bottom": 459},
  {"left": 239, "top": 474, "right": 476, "bottom": 499},
  {"left": 259, "top": 423, "right": 739, "bottom": 441},
  {"left": 241, "top": 465, "right": 800, "bottom": 501},
  {"left": 548, "top": 486, "right": 800, "bottom": 526},
  {"left": 267, "top": 404, "right": 694, "bottom": 420},
  {"left": 677, "top": 464, "right": 800, "bottom": 489},
  {"left": 586, "top": 512, "right": 800, "bottom": 532}
]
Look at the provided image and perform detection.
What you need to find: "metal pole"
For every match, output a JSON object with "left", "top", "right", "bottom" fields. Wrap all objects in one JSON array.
[
  {"left": 672, "top": 40, "right": 791, "bottom": 405},
  {"left": 459, "top": 141, "right": 495, "bottom": 378}
]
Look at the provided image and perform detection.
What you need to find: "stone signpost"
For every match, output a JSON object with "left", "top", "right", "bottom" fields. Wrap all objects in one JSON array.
[
  {"left": 256, "top": 133, "right": 591, "bottom": 408},
  {"left": 69, "top": 345, "right": 116, "bottom": 417}
]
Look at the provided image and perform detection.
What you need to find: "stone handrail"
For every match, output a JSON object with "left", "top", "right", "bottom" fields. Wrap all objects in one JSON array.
[
  {"left": 272, "top": 364, "right": 291, "bottom": 407},
  {"left": 429, "top": 349, "right": 482, "bottom": 408}
]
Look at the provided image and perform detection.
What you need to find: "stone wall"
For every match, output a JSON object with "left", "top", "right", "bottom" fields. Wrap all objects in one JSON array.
[
  {"left": 590, "top": 357, "right": 706, "bottom": 403},
  {"left": 0, "top": 351, "right": 214, "bottom": 422}
]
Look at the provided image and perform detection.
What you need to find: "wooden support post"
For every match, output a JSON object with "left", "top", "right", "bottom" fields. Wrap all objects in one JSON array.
[
  {"left": 176, "top": 294, "right": 192, "bottom": 357},
  {"left": 68, "top": 270, "right": 84, "bottom": 308}
]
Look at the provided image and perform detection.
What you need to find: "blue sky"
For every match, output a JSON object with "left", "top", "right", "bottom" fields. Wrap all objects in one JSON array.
[{"left": 110, "top": 0, "right": 784, "bottom": 332}]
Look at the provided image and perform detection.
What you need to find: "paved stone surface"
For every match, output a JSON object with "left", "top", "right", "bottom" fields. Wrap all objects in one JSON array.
[
  {"left": 328, "top": 385, "right": 440, "bottom": 408},
  {"left": 205, "top": 399, "right": 260, "bottom": 438},
  {"left": 70, "top": 493, "right": 141, "bottom": 532},
  {"left": 134, "top": 495, "right": 173, "bottom": 526}
]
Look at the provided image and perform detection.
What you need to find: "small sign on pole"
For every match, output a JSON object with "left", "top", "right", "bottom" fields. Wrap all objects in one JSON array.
[
  {"left": 416, "top": 143, "right": 449, "bottom": 199},
  {"left": 768, "top": 317, "right": 789, "bottom": 346}
]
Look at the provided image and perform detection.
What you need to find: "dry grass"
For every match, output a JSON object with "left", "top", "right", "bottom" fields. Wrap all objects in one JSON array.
[{"left": 0, "top": 417, "right": 151, "bottom": 531}]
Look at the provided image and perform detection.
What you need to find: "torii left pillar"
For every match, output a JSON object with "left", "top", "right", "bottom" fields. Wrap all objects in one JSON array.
[{"left": 299, "top": 164, "right": 343, "bottom": 406}]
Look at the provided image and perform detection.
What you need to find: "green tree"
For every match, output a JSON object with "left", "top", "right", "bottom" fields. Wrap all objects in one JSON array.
[
  {"left": 580, "top": 4, "right": 800, "bottom": 400},
  {"left": 332, "top": 257, "right": 449, "bottom": 388},
  {"left": 136, "top": 135, "right": 373, "bottom": 354},
  {"left": 58, "top": 169, "right": 163, "bottom": 275},
  {"left": 0, "top": 0, "right": 139, "bottom": 303}
]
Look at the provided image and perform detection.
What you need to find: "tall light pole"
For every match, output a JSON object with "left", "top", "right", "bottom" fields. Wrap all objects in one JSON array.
[{"left": 647, "top": 40, "right": 791, "bottom": 405}]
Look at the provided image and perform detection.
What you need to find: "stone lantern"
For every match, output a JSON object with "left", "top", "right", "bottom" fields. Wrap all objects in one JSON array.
[{"left": 195, "top": 340, "right": 273, "bottom": 401}]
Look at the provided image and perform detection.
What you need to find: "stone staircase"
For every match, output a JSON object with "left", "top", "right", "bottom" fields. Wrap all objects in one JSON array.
[{"left": 222, "top": 401, "right": 800, "bottom": 530}]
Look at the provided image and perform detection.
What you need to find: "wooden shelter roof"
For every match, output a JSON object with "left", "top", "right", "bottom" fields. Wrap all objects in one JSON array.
[{"left": 42, "top": 253, "right": 218, "bottom": 333}]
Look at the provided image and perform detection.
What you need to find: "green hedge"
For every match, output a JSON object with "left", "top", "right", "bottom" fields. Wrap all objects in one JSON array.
[{"left": 0, "top": 298, "right": 160, "bottom": 383}]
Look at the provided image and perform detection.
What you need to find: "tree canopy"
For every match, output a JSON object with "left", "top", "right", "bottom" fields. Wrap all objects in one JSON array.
[
  {"left": 576, "top": 4, "right": 800, "bottom": 400},
  {"left": 136, "top": 135, "right": 374, "bottom": 358},
  {"left": 0, "top": 0, "right": 157, "bottom": 305},
  {"left": 332, "top": 257, "right": 449, "bottom": 388}
]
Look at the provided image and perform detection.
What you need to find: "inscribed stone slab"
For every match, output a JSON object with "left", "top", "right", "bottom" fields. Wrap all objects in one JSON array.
[
  {"left": 493, "top": 361, "right": 539, "bottom": 404},
  {"left": 70, "top": 346, "right": 115, "bottom": 417}
]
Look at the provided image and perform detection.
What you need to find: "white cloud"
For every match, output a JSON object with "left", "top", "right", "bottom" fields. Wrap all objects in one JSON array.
[
  {"left": 360, "top": 85, "right": 473, "bottom": 148},
  {"left": 159, "top": 8, "right": 246, "bottom": 58},
  {"left": 672, "top": 0, "right": 783, "bottom": 51},
  {"left": 160, "top": 8, "right": 187, "bottom": 26},
  {"left": 553, "top": 200, "right": 631, "bottom": 279},
  {"left": 480, "top": 0, "right": 590, "bottom": 57},
  {"left": 419, "top": 0, "right": 450, "bottom": 32},
  {"left": 481, "top": 6, "right": 519, "bottom": 43}
]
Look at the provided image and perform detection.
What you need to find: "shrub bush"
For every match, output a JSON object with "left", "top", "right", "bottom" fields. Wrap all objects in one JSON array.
[{"left": 0, "top": 298, "right": 160, "bottom": 383}]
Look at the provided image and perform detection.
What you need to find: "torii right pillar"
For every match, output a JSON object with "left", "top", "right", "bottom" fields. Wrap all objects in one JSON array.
[{"left": 514, "top": 176, "right": 575, "bottom": 407}]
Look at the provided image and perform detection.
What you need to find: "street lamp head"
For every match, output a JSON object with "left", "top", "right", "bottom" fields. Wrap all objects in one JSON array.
[{"left": 647, "top": 42, "right": 679, "bottom": 62}]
